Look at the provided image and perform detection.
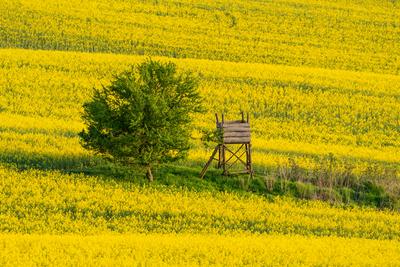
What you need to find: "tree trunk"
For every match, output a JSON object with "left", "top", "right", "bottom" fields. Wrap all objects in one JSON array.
[{"left": 146, "top": 166, "right": 154, "bottom": 182}]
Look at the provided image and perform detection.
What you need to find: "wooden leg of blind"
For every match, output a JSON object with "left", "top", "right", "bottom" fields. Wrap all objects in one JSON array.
[{"left": 200, "top": 145, "right": 220, "bottom": 179}]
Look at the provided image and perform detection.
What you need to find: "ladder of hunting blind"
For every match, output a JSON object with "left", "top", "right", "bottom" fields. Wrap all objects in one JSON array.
[{"left": 200, "top": 112, "right": 253, "bottom": 179}]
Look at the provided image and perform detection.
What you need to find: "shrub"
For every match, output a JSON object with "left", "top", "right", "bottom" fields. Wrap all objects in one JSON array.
[{"left": 79, "top": 59, "right": 203, "bottom": 181}]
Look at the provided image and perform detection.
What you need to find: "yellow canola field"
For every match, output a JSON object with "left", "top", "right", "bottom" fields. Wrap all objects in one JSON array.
[
  {"left": 1, "top": 166, "right": 399, "bottom": 239},
  {"left": 0, "top": 0, "right": 399, "bottom": 265},
  {"left": 1, "top": 0, "right": 399, "bottom": 74},
  {"left": 0, "top": 48, "right": 398, "bottom": 175},
  {"left": 1, "top": 233, "right": 400, "bottom": 266}
]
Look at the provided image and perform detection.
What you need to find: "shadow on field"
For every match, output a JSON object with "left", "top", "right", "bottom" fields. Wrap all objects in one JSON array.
[
  {"left": 0, "top": 120, "right": 259, "bottom": 193},
  {"left": 0, "top": 147, "right": 252, "bottom": 194},
  {"left": 1, "top": 144, "right": 399, "bottom": 210}
]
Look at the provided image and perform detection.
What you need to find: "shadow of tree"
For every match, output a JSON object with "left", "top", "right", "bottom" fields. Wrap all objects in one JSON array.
[
  {"left": 1, "top": 141, "right": 398, "bottom": 209},
  {"left": 0, "top": 145, "right": 258, "bottom": 195}
]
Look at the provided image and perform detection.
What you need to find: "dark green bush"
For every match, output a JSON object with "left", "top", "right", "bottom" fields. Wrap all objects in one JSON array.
[{"left": 79, "top": 59, "right": 203, "bottom": 181}]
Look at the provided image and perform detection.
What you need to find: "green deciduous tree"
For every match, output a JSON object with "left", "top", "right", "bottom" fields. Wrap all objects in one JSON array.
[{"left": 79, "top": 59, "right": 203, "bottom": 181}]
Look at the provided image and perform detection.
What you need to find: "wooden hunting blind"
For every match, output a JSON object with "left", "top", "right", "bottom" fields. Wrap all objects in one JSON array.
[{"left": 200, "top": 112, "right": 253, "bottom": 178}]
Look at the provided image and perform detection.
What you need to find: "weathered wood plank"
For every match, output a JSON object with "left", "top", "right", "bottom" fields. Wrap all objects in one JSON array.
[
  {"left": 224, "top": 136, "right": 251, "bottom": 144},
  {"left": 223, "top": 120, "right": 245, "bottom": 125},
  {"left": 223, "top": 122, "right": 250, "bottom": 128},
  {"left": 223, "top": 127, "right": 251, "bottom": 133},
  {"left": 223, "top": 132, "right": 251, "bottom": 138}
]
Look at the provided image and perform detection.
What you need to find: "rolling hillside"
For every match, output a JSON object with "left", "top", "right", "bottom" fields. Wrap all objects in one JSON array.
[{"left": 0, "top": 0, "right": 399, "bottom": 265}]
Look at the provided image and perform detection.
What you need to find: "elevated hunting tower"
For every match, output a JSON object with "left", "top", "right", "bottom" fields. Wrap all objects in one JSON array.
[{"left": 200, "top": 112, "right": 253, "bottom": 178}]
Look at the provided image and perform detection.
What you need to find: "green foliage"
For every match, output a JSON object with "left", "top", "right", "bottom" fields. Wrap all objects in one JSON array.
[
  {"left": 79, "top": 59, "right": 203, "bottom": 179},
  {"left": 200, "top": 127, "right": 223, "bottom": 148}
]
